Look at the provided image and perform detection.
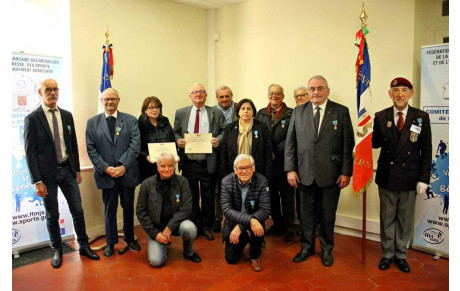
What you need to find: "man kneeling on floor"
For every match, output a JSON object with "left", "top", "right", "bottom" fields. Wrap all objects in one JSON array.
[
  {"left": 136, "top": 152, "right": 201, "bottom": 267},
  {"left": 221, "top": 154, "right": 271, "bottom": 272}
]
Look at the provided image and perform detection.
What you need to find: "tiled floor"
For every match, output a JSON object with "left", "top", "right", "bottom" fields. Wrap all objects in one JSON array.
[{"left": 12, "top": 222, "right": 449, "bottom": 290}]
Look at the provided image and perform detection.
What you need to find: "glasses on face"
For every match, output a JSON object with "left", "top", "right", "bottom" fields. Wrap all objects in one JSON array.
[
  {"left": 148, "top": 106, "right": 161, "bottom": 111},
  {"left": 190, "top": 90, "right": 206, "bottom": 95},
  {"left": 101, "top": 97, "right": 119, "bottom": 103},
  {"left": 44, "top": 87, "right": 59, "bottom": 93},
  {"left": 234, "top": 165, "right": 254, "bottom": 173},
  {"left": 269, "top": 91, "right": 283, "bottom": 97},
  {"left": 308, "top": 87, "right": 326, "bottom": 93},
  {"left": 294, "top": 93, "right": 307, "bottom": 99}
]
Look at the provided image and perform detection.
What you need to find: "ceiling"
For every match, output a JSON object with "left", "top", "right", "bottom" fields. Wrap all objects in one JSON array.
[{"left": 170, "top": 0, "right": 248, "bottom": 9}]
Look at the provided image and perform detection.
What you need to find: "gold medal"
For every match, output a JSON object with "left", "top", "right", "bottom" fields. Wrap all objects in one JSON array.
[
  {"left": 282, "top": 124, "right": 285, "bottom": 128},
  {"left": 410, "top": 132, "right": 418, "bottom": 143},
  {"left": 334, "top": 126, "right": 337, "bottom": 130},
  {"left": 176, "top": 198, "right": 180, "bottom": 203},
  {"left": 116, "top": 132, "right": 120, "bottom": 135},
  {"left": 387, "top": 121, "right": 392, "bottom": 128}
]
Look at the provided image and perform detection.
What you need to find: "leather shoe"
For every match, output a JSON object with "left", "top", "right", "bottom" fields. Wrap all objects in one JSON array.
[
  {"left": 395, "top": 258, "right": 410, "bottom": 273},
  {"left": 292, "top": 249, "right": 314, "bottom": 263},
  {"left": 378, "top": 257, "right": 393, "bottom": 270},
  {"left": 250, "top": 258, "right": 262, "bottom": 272},
  {"left": 79, "top": 247, "right": 100, "bottom": 260},
  {"left": 51, "top": 250, "right": 63, "bottom": 268},
  {"left": 212, "top": 220, "right": 222, "bottom": 233},
  {"left": 183, "top": 251, "right": 201, "bottom": 263},
  {"left": 104, "top": 244, "right": 114, "bottom": 258},
  {"left": 321, "top": 251, "right": 333, "bottom": 267},
  {"left": 203, "top": 229, "right": 215, "bottom": 241},
  {"left": 127, "top": 240, "right": 141, "bottom": 252},
  {"left": 282, "top": 231, "right": 295, "bottom": 242}
]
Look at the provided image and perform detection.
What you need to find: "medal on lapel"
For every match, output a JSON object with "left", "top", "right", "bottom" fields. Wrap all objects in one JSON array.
[
  {"left": 410, "top": 132, "right": 418, "bottom": 143},
  {"left": 250, "top": 200, "right": 255, "bottom": 209},
  {"left": 332, "top": 120, "right": 338, "bottom": 130},
  {"left": 281, "top": 120, "right": 286, "bottom": 128},
  {"left": 176, "top": 194, "right": 180, "bottom": 203},
  {"left": 254, "top": 130, "right": 258, "bottom": 139},
  {"left": 116, "top": 126, "right": 121, "bottom": 136},
  {"left": 387, "top": 121, "right": 392, "bottom": 128},
  {"left": 417, "top": 118, "right": 422, "bottom": 126}
]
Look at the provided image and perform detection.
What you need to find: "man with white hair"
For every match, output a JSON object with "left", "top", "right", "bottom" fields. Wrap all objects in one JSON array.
[{"left": 136, "top": 152, "right": 201, "bottom": 267}]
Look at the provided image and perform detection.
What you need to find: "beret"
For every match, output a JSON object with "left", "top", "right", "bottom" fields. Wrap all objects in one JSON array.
[{"left": 390, "top": 77, "right": 413, "bottom": 89}]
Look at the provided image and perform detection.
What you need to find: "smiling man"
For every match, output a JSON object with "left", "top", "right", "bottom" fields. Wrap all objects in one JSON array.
[{"left": 373, "top": 77, "right": 432, "bottom": 273}]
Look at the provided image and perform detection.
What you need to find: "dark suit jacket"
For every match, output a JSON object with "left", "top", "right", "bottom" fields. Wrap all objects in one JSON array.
[
  {"left": 24, "top": 106, "right": 80, "bottom": 184},
  {"left": 136, "top": 174, "right": 192, "bottom": 240},
  {"left": 219, "top": 119, "right": 272, "bottom": 179},
  {"left": 372, "top": 105, "right": 432, "bottom": 191},
  {"left": 173, "top": 105, "right": 226, "bottom": 174},
  {"left": 86, "top": 111, "right": 141, "bottom": 189},
  {"left": 221, "top": 172, "right": 271, "bottom": 241},
  {"left": 285, "top": 100, "right": 355, "bottom": 187}
]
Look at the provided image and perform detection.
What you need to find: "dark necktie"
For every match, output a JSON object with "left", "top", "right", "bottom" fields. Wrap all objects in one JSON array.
[
  {"left": 194, "top": 108, "right": 200, "bottom": 133},
  {"left": 397, "top": 112, "right": 404, "bottom": 131},
  {"left": 314, "top": 106, "right": 321, "bottom": 137},
  {"left": 107, "top": 116, "right": 116, "bottom": 140},
  {"left": 49, "top": 109, "right": 63, "bottom": 163}
]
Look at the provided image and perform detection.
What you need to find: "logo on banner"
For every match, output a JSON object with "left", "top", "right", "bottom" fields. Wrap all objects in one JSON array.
[
  {"left": 423, "top": 228, "right": 444, "bottom": 244},
  {"left": 12, "top": 229, "right": 21, "bottom": 245}
]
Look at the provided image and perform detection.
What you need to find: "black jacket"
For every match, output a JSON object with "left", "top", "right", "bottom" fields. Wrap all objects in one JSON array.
[
  {"left": 137, "top": 114, "right": 176, "bottom": 182},
  {"left": 256, "top": 105, "right": 293, "bottom": 177},
  {"left": 219, "top": 119, "right": 272, "bottom": 179}
]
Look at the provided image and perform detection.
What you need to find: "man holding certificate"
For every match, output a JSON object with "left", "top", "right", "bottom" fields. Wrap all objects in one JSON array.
[{"left": 174, "top": 83, "right": 226, "bottom": 241}]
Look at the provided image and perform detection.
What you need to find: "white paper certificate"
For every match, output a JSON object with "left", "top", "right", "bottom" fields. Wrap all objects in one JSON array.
[
  {"left": 184, "top": 133, "right": 212, "bottom": 154},
  {"left": 148, "top": 142, "right": 179, "bottom": 162}
]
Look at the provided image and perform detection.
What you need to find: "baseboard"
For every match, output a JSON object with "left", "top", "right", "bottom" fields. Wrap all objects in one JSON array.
[{"left": 334, "top": 214, "right": 381, "bottom": 242}]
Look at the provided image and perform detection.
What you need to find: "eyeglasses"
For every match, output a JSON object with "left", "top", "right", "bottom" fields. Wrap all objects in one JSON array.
[
  {"left": 101, "top": 98, "right": 119, "bottom": 102},
  {"left": 294, "top": 93, "right": 307, "bottom": 99},
  {"left": 190, "top": 90, "right": 206, "bottom": 95},
  {"left": 269, "top": 91, "right": 283, "bottom": 96},
  {"left": 148, "top": 106, "right": 161, "bottom": 111},
  {"left": 44, "top": 88, "right": 59, "bottom": 93},
  {"left": 308, "top": 87, "right": 326, "bottom": 93},
  {"left": 234, "top": 165, "right": 254, "bottom": 173}
]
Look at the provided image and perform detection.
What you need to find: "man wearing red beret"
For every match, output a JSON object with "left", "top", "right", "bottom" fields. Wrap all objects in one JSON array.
[{"left": 372, "top": 77, "right": 432, "bottom": 273}]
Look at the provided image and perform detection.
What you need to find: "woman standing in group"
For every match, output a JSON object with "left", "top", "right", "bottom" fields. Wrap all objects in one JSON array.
[
  {"left": 220, "top": 99, "right": 272, "bottom": 179},
  {"left": 138, "top": 96, "right": 176, "bottom": 182}
]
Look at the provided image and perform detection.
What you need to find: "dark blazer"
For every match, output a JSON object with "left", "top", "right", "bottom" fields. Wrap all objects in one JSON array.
[
  {"left": 285, "top": 100, "right": 355, "bottom": 187},
  {"left": 372, "top": 105, "right": 432, "bottom": 191},
  {"left": 256, "top": 105, "right": 293, "bottom": 177},
  {"left": 138, "top": 114, "right": 176, "bottom": 182},
  {"left": 173, "top": 105, "right": 226, "bottom": 174},
  {"left": 24, "top": 106, "right": 80, "bottom": 184},
  {"left": 219, "top": 119, "right": 272, "bottom": 179},
  {"left": 136, "top": 174, "right": 192, "bottom": 240},
  {"left": 221, "top": 172, "right": 271, "bottom": 241},
  {"left": 86, "top": 111, "right": 141, "bottom": 189}
]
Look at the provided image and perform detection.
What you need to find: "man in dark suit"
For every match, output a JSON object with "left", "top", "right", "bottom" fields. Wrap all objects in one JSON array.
[
  {"left": 221, "top": 154, "right": 271, "bottom": 272},
  {"left": 86, "top": 88, "right": 141, "bottom": 258},
  {"left": 285, "top": 75, "right": 354, "bottom": 266},
  {"left": 174, "top": 83, "right": 226, "bottom": 241},
  {"left": 24, "top": 78, "right": 99, "bottom": 268},
  {"left": 373, "top": 77, "right": 432, "bottom": 273},
  {"left": 212, "top": 85, "right": 238, "bottom": 233}
]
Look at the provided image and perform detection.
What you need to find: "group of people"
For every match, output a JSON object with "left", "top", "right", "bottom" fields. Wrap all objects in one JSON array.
[{"left": 24, "top": 75, "right": 431, "bottom": 274}]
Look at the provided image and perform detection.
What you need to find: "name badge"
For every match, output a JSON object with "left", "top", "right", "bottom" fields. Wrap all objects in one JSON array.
[{"left": 410, "top": 124, "right": 421, "bottom": 134}]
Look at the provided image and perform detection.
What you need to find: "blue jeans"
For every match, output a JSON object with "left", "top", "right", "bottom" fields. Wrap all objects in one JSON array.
[
  {"left": 147, "top": 220, "right": 197, "bottom": 267},
  {"left": 43, "top": 166, "right": 89, "bottom": 250}
]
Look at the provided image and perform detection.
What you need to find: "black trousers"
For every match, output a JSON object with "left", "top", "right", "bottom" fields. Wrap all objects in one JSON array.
[
  {"left": 182, "top": 158, "right": 216, "bottom": 230},
  {"left": 269, "top": 176, "right": 295, "bottom": 232},
  {"left": 299, "top": 181, "right": 340, "bottom": 253},
  {"left": 225, "top": 229, "right": 264, "bottom": 263}
]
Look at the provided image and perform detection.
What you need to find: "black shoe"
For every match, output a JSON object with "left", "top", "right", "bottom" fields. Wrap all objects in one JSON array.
[
  {"left": 282, "top": 231, "right": 295, "bottom": 242},
  {"left": 378, "top": 257, "right": 393, "bottom": 270},
  {"left": 266, "top": 225, "right": 282, "bottom": 236},
  {"left": 79, "top": 247, "right": 100, "bottom": 260},
  {"left": 51, "top": 250, "right": 63, "bottom": 268},
  {"left": 104, "top": 244, "right": 114, "bottom": 258},
  {"left": 183, "top": 251, "right": 201, "bottom": 263},
  {"left": 212, "top": 220, "right": 222, "bottom": 233},
  {"left": 127, "top": 240, "right": 141, "bottom": 252},
  {"left": 321, "top": 251, "right": 333, "bottom": 267},
  {"left": 394, "top": 258, "right": 410, "bottom": 273},
  {"left": 203, "top": 229, "right": 215, "bottom": 241},
  {"left": 292, "top": 249, "right": 312, "bottom": 263}
]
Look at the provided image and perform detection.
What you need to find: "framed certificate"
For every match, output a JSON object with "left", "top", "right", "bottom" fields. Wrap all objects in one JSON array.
[
  {"left": 184, "top": 133, "right": 212, "bottom": 154},
  {"left": 148, "top": 142, "right": 179, "bottom": 162}
]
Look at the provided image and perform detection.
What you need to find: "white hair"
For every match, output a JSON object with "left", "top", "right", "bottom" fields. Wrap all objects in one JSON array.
[
  {"left": 233, "top": 154, "right": 255, "bottom": 166},
  {"left": 156, "top": 152, "right": 176, "bottom": 163}
]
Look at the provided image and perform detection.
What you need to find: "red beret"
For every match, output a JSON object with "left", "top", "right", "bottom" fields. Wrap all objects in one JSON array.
[{"left": 390, "top": 77, "right": 413, "bottom": 89}]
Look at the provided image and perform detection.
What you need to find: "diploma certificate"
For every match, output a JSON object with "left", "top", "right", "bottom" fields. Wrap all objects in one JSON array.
[
  {"left": 148, "top": 142, "right": 179, "bottom": 162},
  {"left": 184, "top": 133, "right": 212, "bottom": 154}
]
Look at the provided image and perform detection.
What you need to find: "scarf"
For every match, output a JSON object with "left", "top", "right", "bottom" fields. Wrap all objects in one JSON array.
[
  {"left": 238, "top": 118, "right": 253, "bottom": 155},
  {"left": 267, "top": 102, "right": 286, "bottom": 121},
  {"left": 217, "top": 101, "right": 235, "bottom": 125}
]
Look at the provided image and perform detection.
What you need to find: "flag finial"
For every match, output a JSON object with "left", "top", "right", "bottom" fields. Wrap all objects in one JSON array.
[
  {"left": 105, "top": 26, "right": 110, "bottom": 46},
  {"left": 360, "top": 3, "right": 368, "bottom": 27}
]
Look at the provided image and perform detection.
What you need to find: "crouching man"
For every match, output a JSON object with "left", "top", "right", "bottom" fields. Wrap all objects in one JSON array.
[
  {"left": 221, "top": 154, "right": 271, "bottom": 272},
  {"left": 136, "top": 152, "right": 201, "bottom": 267}
]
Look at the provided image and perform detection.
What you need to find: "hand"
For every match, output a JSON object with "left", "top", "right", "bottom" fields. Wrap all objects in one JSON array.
[
  {"left": 105, "top": 166, "right": 117, "bottom": 176},
  {"left": 287, "top": 171, "right": 300, "bottom": 188},
  {"left": 76, "top": 172, "right": 83, "bottom": 184},
  {"left": 336, "top": 175, "right": 350, "bottom": 188},
  {"left": 211, "top": 137, "right": 219, "bottom": 148},
  {"left": 250, "top": 218, "right": 264, "bottom": 237},
  {"left": 112, "top": 165, "right": 126, "bottom": 178},
  {"left": 35, "top": 182, "right": 48, "bottom": 198},
  {"left": 155, "top": 232, "right": 169, "bottom": 245},
  {"left": 163, "top": 227, "right": 172, "bottom": 242},
  {"left": 146, "top": 156, "right": 156, "bottom": 164},
  {"left": 230, "top": 225, "right": 241, "bottom": 244},
  {"left": 177, "top": 138, "right": 186, "bottom": 148},
  {"left": 416, "top": 182, "right": 428, "bottom": 195}
]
